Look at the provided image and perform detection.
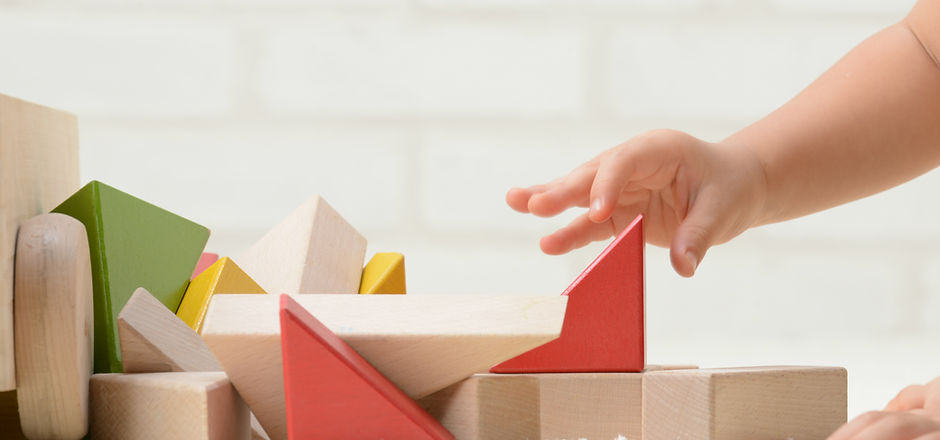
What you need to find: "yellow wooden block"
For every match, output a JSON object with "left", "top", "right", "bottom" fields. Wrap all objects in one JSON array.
[
  {"left": 359, "top": 252, "right": 406, "bottom": 294},
  {"left": 177, "top": 258, "right": 266, "bottom": 333}
]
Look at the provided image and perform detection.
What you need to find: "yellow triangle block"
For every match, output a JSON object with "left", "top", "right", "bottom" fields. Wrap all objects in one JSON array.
[
  {"left": 177, "top": 257, "right": 266, "bottom": 333},
  {"left": 359, "top": 253, "right": 406, "bottom": 295}
]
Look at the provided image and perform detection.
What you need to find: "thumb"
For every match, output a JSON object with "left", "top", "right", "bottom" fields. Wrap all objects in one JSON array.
[{"left": 670, "top": 196, "right": 721, "bottom": 277}]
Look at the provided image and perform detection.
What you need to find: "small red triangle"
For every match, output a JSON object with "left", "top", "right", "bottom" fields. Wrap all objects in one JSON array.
[
  {"left": 280, "top": 294, "right": 454, "bottom": 439},
  {"left": 490, "top": 214, "right": 645, "bottom": 373}
]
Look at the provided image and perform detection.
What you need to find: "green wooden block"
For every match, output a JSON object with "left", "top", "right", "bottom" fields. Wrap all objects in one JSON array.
[{"left": 52, "top": 181, "right": 209, "bottom": 374}]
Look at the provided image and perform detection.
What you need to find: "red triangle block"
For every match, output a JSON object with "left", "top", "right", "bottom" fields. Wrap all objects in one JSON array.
[
  {"left": 490, "top": 214, "right": 645, "bottom": 373},
  {"left": 279, "top": 294, "right": 454, "bottom": 440}
]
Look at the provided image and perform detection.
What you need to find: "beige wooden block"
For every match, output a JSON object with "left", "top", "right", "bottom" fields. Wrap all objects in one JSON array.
[
  {"left": 117, "top": 288, "right": 269, "bottom": 440},
  {"left": 418, "top": 374, "right": 540, "bottom": 440},
  {"left": 237, "top": 195, "right": 366, "bottom": 294},
  {"left": 90, "top": 372, "right": 249, "bottom": 440},
  {"left": 643, "top": 366, "right": 848, "bottom": 440},
  {"left": 0, "top": 93, "right": 80, "bottom": 391},
  {"left": 203, "top": 293, "right": 567, "bottom": 440},
  {"left": 13, "top": 214, "right": 93, "bottom": 439}
]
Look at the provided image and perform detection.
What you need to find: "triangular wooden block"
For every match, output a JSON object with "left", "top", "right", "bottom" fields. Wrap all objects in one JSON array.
[
  {"left": 491, "top": 214, "right": 645, "bottom": 373},
  {"left": 192, "top": 252, "right": 219, "bottom": 279},
  {"left": 359, "top": 252, "right": 406, "bottom": 294},
  {"left": 237, "top": 195, "right": 366, "bottom": 294},
  {"left": 52, "top": 180, "right": 210, "bottom": 373},
  {"left": 280, "top": 295, "right": 453, "bottom": 439},
  {"left": 178, "top": 257, "right": 266, "bottom": 333},
  {"left": 203, "top": 294, "right": 566, "bottom": 440}
]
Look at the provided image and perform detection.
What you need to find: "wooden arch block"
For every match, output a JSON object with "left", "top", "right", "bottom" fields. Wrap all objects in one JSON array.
[
  {"left": 280, "top": 295, "right": 453, "bottom": 439},
  {"left": 491, "top": 214, "right": 645, "bottom": 373},
  {"left": 237, "top": 195, "right": 366, "bottom": 294},
  {"left": 359, "top": 252, "right": 406, "bottom": 294},
  {"left": 178, "top": 257, "right": 266, "bottom": 333},
  {"left": 0, "top": 93, "right": 79, "bottom": 391},
  {"left": 14, "top": 214, "right": 93, "bottom": 439},
  {"left": 52, "top": 180, "right": 210, "bottom": 373},
  {"left": 192, "top": 253, "right": 220, "bottom": 279}
]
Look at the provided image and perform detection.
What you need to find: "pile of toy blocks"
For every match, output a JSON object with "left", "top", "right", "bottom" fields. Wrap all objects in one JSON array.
[{"left": 0, "top": 93, "right": 849, "bottom": 439}]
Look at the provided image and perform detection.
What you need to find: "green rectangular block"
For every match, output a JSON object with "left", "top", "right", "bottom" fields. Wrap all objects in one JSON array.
[{"left": 53, "top": 181, "right": 209, "bottom": 373}]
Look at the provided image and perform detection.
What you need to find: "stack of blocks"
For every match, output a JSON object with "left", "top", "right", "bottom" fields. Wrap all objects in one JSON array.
[{"left": 0, "top": 92, "right": 849, "bottom": 439}]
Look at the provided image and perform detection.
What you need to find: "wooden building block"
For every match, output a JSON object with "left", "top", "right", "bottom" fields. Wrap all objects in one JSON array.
[
  {"left": 643, "top": 366, "right": 848, "bottom": 440},
  {"left": 13, "top": 214, "right": 93, "bottom": 439},
  {"left": 0, "top": 93, "right": 79, "bottom": 391},
  {"left": 118, "top": 288, "right": 270, "bottom": 440},
  {"left": 280, "top": 295, "right": 452, "bottom": 439},
  {"left": 418, "top": 374, "right": 541, "bottom": 440},
  {"left": 52, "top": 180, "right": 210, "bottom": 373},
  {"left": 192, "top": 252, "right": 219, "bottom": 279},
  {"left": 491, "top": 214, "right": 645, "bottom": 373},
  {"left": 178, "top": 258, "right": 266, "bottom": 333},
  {"left": 237, "top": 195, "right": 366, "bottom": 294},
  {"left": 90, "top": 372, "right": 249, "bottom": 440},
  {"left": 203, "top": 293, "right": 566, "bottom": 440},
  {"left": 359, "top": 252, "right": 406, "bottom": 294}
]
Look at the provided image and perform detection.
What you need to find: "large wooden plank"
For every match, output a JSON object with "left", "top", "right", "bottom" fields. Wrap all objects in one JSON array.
[
  {"left": 237, "top": 195, "right": 366, "bottom": 294},
  {"left": 14, "top": 214, "right": 93, "bottom": 439},
  {"left": 203, "top": 294, "right": 566, "bottom": 440},
  {"left": 0, "top": 93, "right": 79, "bottom": 391},
  {"left": 643, "top": 366, "right": 847, "bottom": 440}
]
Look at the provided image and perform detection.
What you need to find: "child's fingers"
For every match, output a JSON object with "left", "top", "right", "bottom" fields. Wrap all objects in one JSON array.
[
  {"left": 506, "top": 185, "right": 545, "bottom": 213},
  {"left": 886, "top": 385, "right": 927, "bottom": 411},
  {"left": 914, "top": 432, "right": 940, "bottom": 440},
  {"left": 850, "top": 412, "right": 940, "bottom": 439},
  {"left": 923, "top": 377, "right": 940, "bottom": 414},
  {"left": 669, "top": 190, "right": 720, "bottom": 277},
  {"left": 539, "top": 212, "right": 619, "bottom": 255},
  {"left": 528, "top": 166, "right": 596, "bottom": 218},
  {"left": 828, "top": 411, "right": 889, "bottom": 440},
  {"left": 589, "top": 136, "right": 680, "bottom": 223}
]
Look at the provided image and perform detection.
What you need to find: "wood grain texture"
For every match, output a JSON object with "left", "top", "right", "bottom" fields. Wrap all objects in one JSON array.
[
  {"left": 359, "top": 252, "right": 406, "bottom": 294},
  {"left": 52, "top": 180, "right": 210, "bottom": 373},
  {"left": 192, "top": 253, "right": 219, "bottom": 279},
  {"left": 491, "top": 214, "right": 645, "bottom": 373},
  {"left": 13, "top": 214, "right": 93, "bottom": 439},
  {"left": 90, "top": 372, "right": 249, "bottom": 440},
  {"left": 0, "top": 93, "right": 79, "bottom": 391},
  {"left": 118, "top": 288, "right": 269, "bottom": 440},
  {"left": 280, "top": 295, "right": 452, "bottom": 439},
  {"left": 177, "top": 257, "right": 266, "bottom": 334},
  {"left": 643, "top": 366, "right": 848, "bottom": 440},
  {"left": 418, "top": 374, "right": 540, "bottom": 440},
  {"left": 237, "top": 195, "right": 366, "bottom": 294},
  {"left": 203, "top": 294, "right": 566, "bottom": 440}
]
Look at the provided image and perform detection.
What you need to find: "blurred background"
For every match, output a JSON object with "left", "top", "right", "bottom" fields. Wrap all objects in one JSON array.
[{"left": 0, "top": 0, "right": 933, "bottom": 419}]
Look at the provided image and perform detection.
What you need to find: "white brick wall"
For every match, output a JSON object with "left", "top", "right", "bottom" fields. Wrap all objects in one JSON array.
[{"left": 2, "top": 0, "right": 935, "bottom": 418}]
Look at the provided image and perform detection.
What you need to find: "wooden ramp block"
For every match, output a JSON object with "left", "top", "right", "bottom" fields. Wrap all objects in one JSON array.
[
  {"left": 14, "top": 214, "right": 93, "bottom": 439},
  {"left": 359, "top": 252, "right": 406, "bottom": 294},
  {"left": 491, "top": 214, "right": 645, "bottom": 373},
  {"left": 192, "top": 253, "right": 219, "bottom": 279},
  {"left": 203, "top": 294, "right": 566, "bottom": 440},
  {"left": 280, "top": 295, "right": 452, "bottom": 439},
  {"left": 52, "top": 180, "right": 210, "bottom": 373},
  {"left": 90, "top": 372, "right": 249, "bottom": 440},
  {"left": 237, "top": 195, "right": 366, "bottom": 294},
  {"left": 643, "top": 366, "right": 847, "bottom": 440},
  {"left": 418, "top": 374, "right": 540, "bottom": 440},
  {"left": 178, "top": 257, "right": 266, "bottom": 333},
  {"left": 0, "top": 93, "right": 79, "bottom": 391}
]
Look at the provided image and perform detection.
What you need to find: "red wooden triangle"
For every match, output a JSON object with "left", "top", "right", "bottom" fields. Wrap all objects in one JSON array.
[
  {"left": 490, "top": 214, "right": 645, "bottom": 373},
  {"left": 279, "top": 294, "right": 454, "bottom": 439}
]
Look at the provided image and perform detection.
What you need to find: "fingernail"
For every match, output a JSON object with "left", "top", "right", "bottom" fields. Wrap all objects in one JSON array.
[
  {"left": 685, "top": 251, "right": 700, "bottom": 273},
  {"left": 591, "top": 198, "right": 603, "bottom": 215}
]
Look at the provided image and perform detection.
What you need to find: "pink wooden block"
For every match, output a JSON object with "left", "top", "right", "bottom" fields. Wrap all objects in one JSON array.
[{"left": 191, "top": 253, "right": 219, "bottom": 279}]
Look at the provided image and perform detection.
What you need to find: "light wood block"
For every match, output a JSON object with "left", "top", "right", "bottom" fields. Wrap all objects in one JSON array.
[
  {"left": 0, "top": 93, "right": 79, "bottom": 391},
  {"left": 418, "top": 374, "right": 540, "bottom": 440},
  {"left": 643, "top": 366, "right": 848, "bottom": 440},
  {"left": 237, "top": 195, "right": 366, "bottom": 294},
  {"left": 359, "top": 252, "right": 406, "bottom": 294},
  {"left": 90, "top": 372, "right": 249, "bottom": 440},
  {"left": 178, "top": 258, "right": 266, "bottom": 333},
  {"left": 14, "top": 214, "right": 93, "bottom": 439},
  {"left": 203, "top": 294, "right": 566, "bottom": 440}
]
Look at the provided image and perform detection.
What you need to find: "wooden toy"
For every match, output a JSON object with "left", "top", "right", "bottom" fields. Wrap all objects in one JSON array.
[
  {"left": 13, "top": 214, "right": 93, "bottom": 439},
  {"left": 642, "top": 366, "right": 848, "bottom": 439},
  {"left": 192, "top": 253, "right": 220, "bottom": 279},
  {"left": 0, "top": 93, "right": 79, "bottom": 391},
  {"left": 177, "top": 257, "right": 266, "bottom": 333},
  {"left": 237, "top": 195, "right": 366, "bottom": 294},
  {"left": 280, "top": 294, "right": 453, "bottom": 439},
  {"left": 491, "top": 214, "right": 645, "bottom": 373},
  {"left": 203, "top": 293, "right": 566, "bottom": 440},
  {"left": 418, "top": 374, "right": 541, "bottom": 440},
  {"left": 118, "top": 288, "right": 270, "bottom": 440},
  {"left": 359, "top": 252, "right": 406, "bottom": 294},
  {"left": 90, "top": 372, "right": 249, "bottom": 440},
  {"left": 52, "top": 180, "right": 210, "bottom": 373}
]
